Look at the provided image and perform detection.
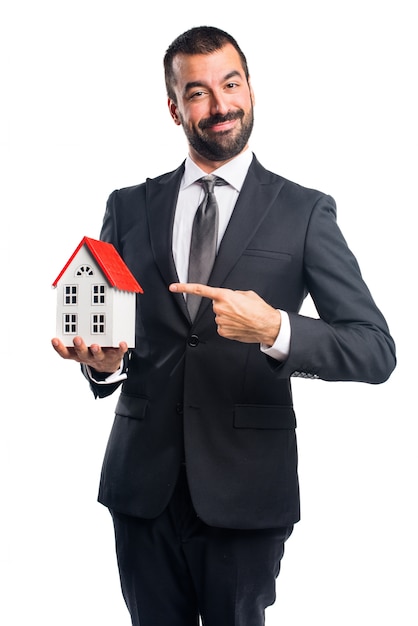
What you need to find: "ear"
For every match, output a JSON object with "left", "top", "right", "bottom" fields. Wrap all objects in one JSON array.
[{"left": 168, "top": 98, "right": 182, "bottom": 126}]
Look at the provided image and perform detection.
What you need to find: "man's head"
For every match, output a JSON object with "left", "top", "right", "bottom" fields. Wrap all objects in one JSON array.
[
  {"left": 164, "top": 26, "right": 250, "bottom": 102},
  {"left": 164, "top": 26, "right": 254, "bottom": 171}
]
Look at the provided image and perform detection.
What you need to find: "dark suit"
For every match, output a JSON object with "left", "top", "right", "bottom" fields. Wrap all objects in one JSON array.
[
  {"left": 85, "top": 155, "right": 395, "bottom": 624},
  {"left": 88, "top": 155, "right": 395, "bottom": 532}
]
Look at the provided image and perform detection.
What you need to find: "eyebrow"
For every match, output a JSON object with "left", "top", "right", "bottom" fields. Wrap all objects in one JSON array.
[{"left": 183, "top": 70, "right": 243, "bottom": 95}]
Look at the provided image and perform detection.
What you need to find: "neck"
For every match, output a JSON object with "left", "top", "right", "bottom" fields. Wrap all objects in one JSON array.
[{"left": 188, "top": 145, "right": 249, "bottom": 173}]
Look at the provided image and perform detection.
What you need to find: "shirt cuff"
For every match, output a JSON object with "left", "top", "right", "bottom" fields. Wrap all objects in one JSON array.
[
  {"left": 83, "top": 359, "right": 127, "bottom": 384},
  {"left": 260, "top": 310, "right": 291, "bottom": 361}
]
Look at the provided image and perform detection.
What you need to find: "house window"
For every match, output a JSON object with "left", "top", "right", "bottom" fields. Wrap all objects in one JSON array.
[
  {"left": 76, "top": 265, "right": 94, "bottom": 276},
  {"left": 92, "top": 284, "right": 106, "bottom": 305},
  {"left": 63, "top": 313, "right": 77, "bottom": 334},
  {"left": 64, "top": 285, "right": 78, "bottom": 305},
  {"left": 91, "top": 313, "right": 106, "bottom": 334}
]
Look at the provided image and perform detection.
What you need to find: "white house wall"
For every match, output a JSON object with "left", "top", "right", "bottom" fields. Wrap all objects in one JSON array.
[{"left": 111, "top": 290, "right": 137, "bottom": 347}]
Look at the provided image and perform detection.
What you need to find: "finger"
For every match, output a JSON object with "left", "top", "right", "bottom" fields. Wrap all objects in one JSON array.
[
  {"left": 101, "top": 342, "right": 129, "bottom": 360},
  {"left": 169, "top": 283, "right": 225, "bottom": 300},
  {"left": 59, "top": 336, "right": 95, "bottom": 364},
  {"left": 89, "top": 343, "right": 104, "bottom": 358},
  {"left": 51, "top": 338, "right": 76, "bottom": 360},
  {"left": 72, "top": 336, "right": 92, "bottom": 360},
  {"left": 89, "top": 342, "right": 129, "bottom": 362},
  {"left": 116, "top": 341, "right": 129, "bottom": 355}
]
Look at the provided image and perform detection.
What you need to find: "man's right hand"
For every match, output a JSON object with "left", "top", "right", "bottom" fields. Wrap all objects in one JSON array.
[{"left": 51, "top": 336, "right": 128, "bottom": 374}]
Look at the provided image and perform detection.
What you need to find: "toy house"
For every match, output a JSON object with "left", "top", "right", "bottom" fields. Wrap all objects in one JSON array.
[{"left": 52, "top": 236, "right": 143, "bottom": 347}]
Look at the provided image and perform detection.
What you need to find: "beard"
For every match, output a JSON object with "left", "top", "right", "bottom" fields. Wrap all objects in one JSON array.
[{"left": 180, "top": 106, "right": 254, "bottom": 162}]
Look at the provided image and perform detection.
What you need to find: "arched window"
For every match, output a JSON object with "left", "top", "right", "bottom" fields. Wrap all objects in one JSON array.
[{"left": 75, "top": 265, "right": 94, "bottom": 276}]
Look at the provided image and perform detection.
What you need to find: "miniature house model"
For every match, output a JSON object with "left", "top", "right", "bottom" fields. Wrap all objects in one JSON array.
[{"left": 52, "top": 236, "right": 143, "bottom": 347}]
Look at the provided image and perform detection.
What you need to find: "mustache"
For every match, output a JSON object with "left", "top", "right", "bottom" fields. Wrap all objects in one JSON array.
[{"left": 198, "top": 110, "right": 244, "bottom": 130}]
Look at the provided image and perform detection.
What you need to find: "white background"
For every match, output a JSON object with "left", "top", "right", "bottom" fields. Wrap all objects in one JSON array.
[{"left": 2, "top": 1, "right": 416, "bottom": 624}]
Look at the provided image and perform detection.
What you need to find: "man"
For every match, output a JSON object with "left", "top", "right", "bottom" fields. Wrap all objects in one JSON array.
[{"left": 52, "top": 26, "right": 396, "bottom": 626}]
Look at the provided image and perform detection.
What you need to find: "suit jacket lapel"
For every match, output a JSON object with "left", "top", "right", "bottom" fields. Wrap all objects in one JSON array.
[
  {"left": 146, "top": 162, "right": 184, "bottom": 284},
  {"left": 198, "top": 157, "right": 286, "bottom": 318},
  {"left": 146, "top": 162, "right": 191, "bottom": 318},
  {"left": 212, "top": 157, "right": 286, "bottom": 286}
]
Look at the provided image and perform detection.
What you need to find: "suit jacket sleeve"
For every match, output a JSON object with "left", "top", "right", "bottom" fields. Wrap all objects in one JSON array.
[
  {"left": 80, "top": 187, "right": 132, "bottom": 399},
  {"left": 80, "top": 352, "right": 130, "bottom": 399},
  {"left": 271, "top": 194, "right": 396, "bottom": 383}
]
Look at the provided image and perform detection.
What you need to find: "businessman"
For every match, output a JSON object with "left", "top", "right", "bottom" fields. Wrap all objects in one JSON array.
[{"left": 52, "top": 26, "right": 396, "bottom": 626}]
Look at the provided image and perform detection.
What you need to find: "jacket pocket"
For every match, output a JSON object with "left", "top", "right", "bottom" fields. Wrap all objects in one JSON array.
[
  {"left": 115, "top": 393, "right": 149, "bottom": 421},
  {"left": 242, "top": 249, "right": 292, "bottom": 262},
  {"left": 234, "top": 404, "right": 296, "bottom": 430}
]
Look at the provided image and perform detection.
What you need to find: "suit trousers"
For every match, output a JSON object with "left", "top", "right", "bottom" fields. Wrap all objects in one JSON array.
[{"left": 110, "top": 465, "right": 293, "bottom": 626}]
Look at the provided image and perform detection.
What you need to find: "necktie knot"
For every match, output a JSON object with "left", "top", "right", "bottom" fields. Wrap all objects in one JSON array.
[{"left": 199, "top": 174, "right": 228, "bottom": 195}]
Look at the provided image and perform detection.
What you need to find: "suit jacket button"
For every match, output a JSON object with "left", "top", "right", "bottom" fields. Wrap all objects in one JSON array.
[
  {"left": 176, "top": 403, "right": 183, "bottom": 415},
  {"left": 188, "top": 334, "right": 199, "bottom": 347}
]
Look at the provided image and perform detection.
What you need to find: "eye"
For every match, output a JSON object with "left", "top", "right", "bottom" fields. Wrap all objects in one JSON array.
[{"left": 189, "top": 90, "right": 206, "bottom": 100}]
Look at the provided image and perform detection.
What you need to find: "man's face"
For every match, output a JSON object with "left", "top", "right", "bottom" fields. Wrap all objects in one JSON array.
[{"left": 168, "top": 43, "right": 254, "bottom": 170}]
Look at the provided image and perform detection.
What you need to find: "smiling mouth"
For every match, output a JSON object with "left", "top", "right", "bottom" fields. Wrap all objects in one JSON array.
[
  {"left": 199, "top": 111, "right": 243, "bottom": 132},
  {"left": 208, "top": 119, "right": 237, "bottom": 133}
]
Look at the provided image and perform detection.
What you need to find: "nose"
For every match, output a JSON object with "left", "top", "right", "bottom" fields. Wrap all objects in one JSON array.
[{"left": 210, "top": 91, "right": 229, "bottom": 116}]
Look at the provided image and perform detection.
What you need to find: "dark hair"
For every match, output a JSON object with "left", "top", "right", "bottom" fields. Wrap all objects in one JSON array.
[{"left": 164, "top": 26, "right": 250, "bottom": 102}]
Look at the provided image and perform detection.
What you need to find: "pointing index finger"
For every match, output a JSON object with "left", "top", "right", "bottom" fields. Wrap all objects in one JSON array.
[{"left": 169, "top": 283, "right": 222, "bottom": 300}]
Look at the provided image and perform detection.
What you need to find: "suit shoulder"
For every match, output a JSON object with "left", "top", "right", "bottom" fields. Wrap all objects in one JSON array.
[
  {"left": 265, "top": 168, "right": 331, "bottom": 200},
  {"left": 252, "top": 156, "right": 332, "bottom": 200},
  {"left": 111, "top": 181, "right": 145, "bottom": 198},
  {"left": 258, "top": 168, "right": 336, "bottom": 220},
  {"left": 109, "top": 163, "right": 185, "bottom": 202},
  {"left": 281, "top": 176, "right": 336, "bottom": 215}
]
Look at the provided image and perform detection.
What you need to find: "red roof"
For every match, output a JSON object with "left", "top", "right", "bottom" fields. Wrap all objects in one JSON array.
[{"left": 52, "top": 236, "right": 143, "bottom": 293}]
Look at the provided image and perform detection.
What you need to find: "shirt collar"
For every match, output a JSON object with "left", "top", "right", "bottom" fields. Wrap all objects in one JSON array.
[{"left": 182, "top": 149, "right": 253, "bottom": 192}]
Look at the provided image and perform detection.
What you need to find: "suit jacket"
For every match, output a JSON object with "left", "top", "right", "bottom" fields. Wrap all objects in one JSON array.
[{"left": 87, "top": 155, "right": 396, "bottom": 530}]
